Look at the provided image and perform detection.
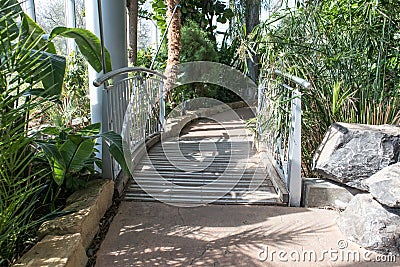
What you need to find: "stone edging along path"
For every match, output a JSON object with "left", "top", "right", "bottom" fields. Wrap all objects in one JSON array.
[{"left": 13, "top": 179, "right": 114, "bottom": 267}]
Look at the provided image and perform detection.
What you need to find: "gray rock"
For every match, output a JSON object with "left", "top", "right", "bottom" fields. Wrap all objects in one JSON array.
[
  {"left": 313, "top": 122, "right": 400, "bottom": 190},
  {"left": 337, "top": 194, "right": 400, "bottom": 255},
  {"left": 362, "top": 163, "right": 400, "bottom": 207}
]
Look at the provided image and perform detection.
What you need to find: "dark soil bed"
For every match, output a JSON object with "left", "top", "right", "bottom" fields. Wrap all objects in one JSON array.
[{"left": 86, "top": 195, "right": 122, "bottom": 267}]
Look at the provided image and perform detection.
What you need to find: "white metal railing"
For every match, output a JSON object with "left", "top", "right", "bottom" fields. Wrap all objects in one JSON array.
[
  {"left": 257, "top": 69, "right": 310, "bottom": 206},
  {"left": 94, "top": 67, "right": 166, "bottom": 179}
]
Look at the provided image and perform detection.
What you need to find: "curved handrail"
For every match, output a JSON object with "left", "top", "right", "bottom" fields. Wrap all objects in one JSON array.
[
  {"left": 274, "top": 69, "right": 311, "bottom": 89},
  {"left": 93, "top": 67, "right": 167, "bottom": 87}
]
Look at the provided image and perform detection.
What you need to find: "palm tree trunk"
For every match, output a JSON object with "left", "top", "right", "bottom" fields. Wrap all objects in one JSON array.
[
  {"left": 127, "top": 0, "right": 138, "bottom": 66},
  {"left": 164, "top": 0, "right": 181, "bottom": 99},
  {"left": 245, "top": 0, "right": 260, "bottom": 82}
]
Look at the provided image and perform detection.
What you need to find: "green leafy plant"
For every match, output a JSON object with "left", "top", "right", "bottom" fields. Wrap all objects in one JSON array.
[
  {"left": 0, "top": 1, "right": 113, "bottom": 265},
  {"left": 45, "top": 52, "right": 90, "bottom": 128},
  {"left": 36, "top": 123, "right": 128, "bottom": 195},
  {"left": 0, "top": 1, "right": 59, "bottom": 264},
  {"left": 250, "top": 0, "right": 400, "bottom": 175}
]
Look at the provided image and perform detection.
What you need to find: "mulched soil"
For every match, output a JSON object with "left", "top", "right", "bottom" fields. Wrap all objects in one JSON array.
[{"left": 86, "top": 195, "right": 122, "bottom": 267}]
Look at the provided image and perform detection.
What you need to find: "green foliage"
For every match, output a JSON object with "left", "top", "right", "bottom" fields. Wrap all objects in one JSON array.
[
  {"left": 37, "top": 123, "right": 128, "bottom": 192},
  {"left": 137, "top": 45, "right": 167, "bottom": 70},
  {"left": 49, "top": 27, "right": 112, "bottom": 73},
  {"left": 0, "top": 1, "right": 115, "bottom": 265},
  {"left": 46, "top": 52, "right": 90, "bottom": 128},
  {"left": 0, "top": 1, "right": 58, "bottom": 264},
  {"left": 150, "top": 0, "right": 167, "bottom": 33},
  {"left": 150, "top": 0, "right": 233, "bottom": 40},
  {"left": 180, "top": 21, "right": 219, "bottom": 62},
  {"left": 37, "top": 124, "right": 100, "bottom": 191},
  {"left": 167, "top": 20, "right": 239, "bottom": 107},
  {"left": 251, "top": 0, "right": 400, "bottom": 175},
  {"left": 180, "top": 0, "right": 233, "bottom": 40}
]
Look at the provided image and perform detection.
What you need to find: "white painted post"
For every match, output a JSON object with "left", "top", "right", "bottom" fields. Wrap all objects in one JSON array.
[
  {"left": 86, "top": 0, "right": 127, "bottom": 179},
  {"left": 257, "top": 83, "right": 263, "bottom": 136},
  {"left": 65, "top": 0, "right": 76, "bottom": 54},
  {"left": 85, "top": 0, "right": 104, "bottom": 175},
  {"left": 159, "top": 82, "right": 165, "bottom": 131},
  {"left": 20, "top": 0, "right": 36, "bottom": 21},
  {"left": 288, "top": 89, "right": 302, "bottom": 206}
]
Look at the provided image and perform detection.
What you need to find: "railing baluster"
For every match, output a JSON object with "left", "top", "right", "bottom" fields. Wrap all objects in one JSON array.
[
  {"left": 93, "top": 67, "right": 166, "bottom": 180},
  {"left": 257, "top": 69, "right": 310, "bottom": 206}
]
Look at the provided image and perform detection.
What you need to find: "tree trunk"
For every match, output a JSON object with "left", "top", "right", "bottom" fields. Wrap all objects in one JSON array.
[
  {"left": 164, "top": 0, "right": 181, "bottom": 99},
  {"left": 245, "top": 0, "right": 260, "bottom": 82},
  {"left": 127, "top": 0, "right": 138, "bottom": 65}
]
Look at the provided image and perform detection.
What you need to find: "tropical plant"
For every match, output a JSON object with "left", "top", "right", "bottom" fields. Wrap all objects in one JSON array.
[
  {"left": 0, "top": 1, "right": 60, "bottom": 264},
  {"left": 45, "top": 52, "right": 90, "bottom": 128},
  {"left": 0, "top": 0, "right": 112, "bottom": 264},
  {"left": 250, "top": 0, "right": 400, "bottom": 175},
  {"left": 36, "top": 123, "right": 127, "bottom": 203},
  {"left": 150, "top": 0, "right": 233, "bottom": 40}
]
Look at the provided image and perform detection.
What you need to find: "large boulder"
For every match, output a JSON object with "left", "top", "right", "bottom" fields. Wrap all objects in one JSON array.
[
  {"left": 362, "top": 163, "right": 400, "bottom": 207},
  {"left": 337, "top": 194, "right": 400, "bottom": 255},
  {"left": 312, "top": 123, "right": 400, "bottom": 190}
]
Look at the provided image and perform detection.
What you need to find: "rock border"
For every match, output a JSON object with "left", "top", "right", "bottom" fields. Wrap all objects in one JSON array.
[{"left": 13, "top": 179, "right": 114, "bottom": 267}]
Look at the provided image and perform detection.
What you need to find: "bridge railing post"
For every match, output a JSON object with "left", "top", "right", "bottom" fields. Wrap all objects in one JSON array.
[
  {"left": 159, "top": 82, "right": 165, "bottom": 131},
  {"left": 257, "top": 70, "right": 310, "bottom": 207},
  {"left": 287, "top": 89, "right": 302, "bottom": 206}
]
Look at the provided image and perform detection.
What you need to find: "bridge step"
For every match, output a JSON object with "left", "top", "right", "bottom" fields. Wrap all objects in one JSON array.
[{"left": 123, "top": 109, "right": 287, "bottom": 206}]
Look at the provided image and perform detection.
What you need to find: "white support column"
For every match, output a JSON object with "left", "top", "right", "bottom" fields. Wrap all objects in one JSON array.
[
  {"left": 86, "top": 0, "right": 127, "bottom": 179},
  {"left": 102, "top": 0, "right": 128, "bottom": 71},
  {"left": 288, "top": 90, "right": 302, "bottom": 206},
  {"left": 85, "top": 0, "right": 104, "bottom": 176},
  {"left": 65, "top": 0, "right": 76, "bottom": 54},
  {"left": 20, "top": 0, "right": 36, "bottom": 21}
]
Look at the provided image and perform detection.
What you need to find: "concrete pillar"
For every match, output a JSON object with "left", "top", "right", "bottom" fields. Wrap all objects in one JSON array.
[
  {"left": 65, "top": 0, "right": 76, "bottom": 54},
  {"left": 102, "top": 0, "right": 127, "bottom": 71},
  {"left": 20, "top": 0, "right": 36, "bottom": 21},
  {"left": 86, "top": 0, "right": 127, "bottom": 179}
]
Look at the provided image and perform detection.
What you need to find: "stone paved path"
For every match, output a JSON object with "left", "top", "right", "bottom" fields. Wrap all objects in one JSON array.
[
  {"left": 95, "top": 107, "right": 398, "bottom": 266},
  {"left": 95, "top": 202, "right": 397, "bottom": 266}
]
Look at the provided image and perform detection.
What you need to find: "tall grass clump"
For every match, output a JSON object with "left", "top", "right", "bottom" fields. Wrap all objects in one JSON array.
[{"left": 252, "top": 0, "right": 400, "bottom": 175}]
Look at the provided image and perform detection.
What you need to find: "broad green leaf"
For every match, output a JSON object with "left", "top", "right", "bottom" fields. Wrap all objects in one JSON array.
[
  {"left": 36, "top": 141, "right": 66, "bottom": 185},
  {"left": 67, "top": 134, "right": 85, "bottom": 146},
  {"left": 49, "top": 27, "right": 112, "bottom": 73},
  {"left": 69, "top": 139, "right": 95, "bottom": 172},
  {"left": 76, "top": 123, "right": 101, "bottom": 136},
  {"left": 102, "top": 131, "right": 129, "bottom": 173},
  {"left": 37, "top": 51, "right": 66, "bottom": 97},
  {"left": 53, "top": 160, "right": 66, "bottom": 186},
  {"left": 21, "top": 14, "right": 56, "bottom": 53},
  {"left": 59, "top": 139, "right": 77, "bottom": 168},
  {"left": 60, "top": 139, "right": 95, "bottom": 173},
  {"left": 108, "top": 143, "right": 129, "bottom": 173}
]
